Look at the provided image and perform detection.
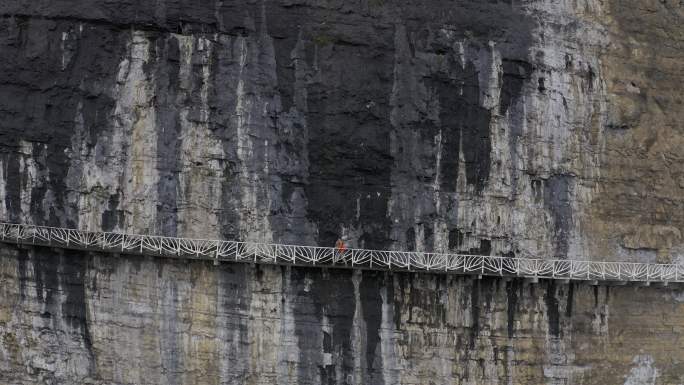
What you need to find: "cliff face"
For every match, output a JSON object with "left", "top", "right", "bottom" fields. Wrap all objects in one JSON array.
[
  {"left": 0, "top": 0, "right": 681, "bottom": 260},
  {"left": 0, "top": 0, "right": 683, "bottom": 384},
  {"left": 2, "top": 246, "right": 684, "bottom": 385}
]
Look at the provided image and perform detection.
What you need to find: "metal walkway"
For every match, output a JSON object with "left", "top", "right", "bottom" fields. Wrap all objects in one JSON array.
[{"left": 0, "top": 222, "right": 681, "bottom": 283}]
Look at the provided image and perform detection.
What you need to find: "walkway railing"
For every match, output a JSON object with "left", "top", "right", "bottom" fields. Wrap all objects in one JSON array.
[{"left": 0, "top": 222, "right": 681, "bottom": 283}]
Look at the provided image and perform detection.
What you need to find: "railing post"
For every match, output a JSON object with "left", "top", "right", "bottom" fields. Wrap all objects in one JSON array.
[
  {"left": 602, "top": 262, "right": 606, "bottom": 280},
  {"left": 587, "top": 262, "right": 590, "bottom": 279},
  {"left": 617, "top": 263, "right": 621, "bottom": 281},
  {"left": 513, "top": 257, "right": 518, "bottom": 277}
]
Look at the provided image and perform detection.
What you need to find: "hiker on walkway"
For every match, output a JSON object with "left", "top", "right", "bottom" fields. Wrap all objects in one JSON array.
[{"left": 335, "top": 236, "right": 348, "bottom": 263}]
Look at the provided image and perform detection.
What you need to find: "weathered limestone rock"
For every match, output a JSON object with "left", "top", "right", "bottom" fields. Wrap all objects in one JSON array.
[
  {"left": 1, "top": 247, "right": 684, "bottom": 384},
  {"left": 0, "top": 0, "right": 682, "bottom": 383},
  {"left": 0, "top": 0, "right": 681, "bottom": 261}
]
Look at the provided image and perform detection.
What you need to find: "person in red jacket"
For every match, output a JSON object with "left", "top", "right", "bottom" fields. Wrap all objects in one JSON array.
[
  {"left": 335, "top": 236, "right": 348, "bottom": 263},
  {"left": 335, "top": 237, "right": 347, "bottom": 253}
]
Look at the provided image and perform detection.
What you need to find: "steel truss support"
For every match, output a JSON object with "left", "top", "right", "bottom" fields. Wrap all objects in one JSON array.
[{"left": 0, "top": 222, "right": 682, "bottom": 283}]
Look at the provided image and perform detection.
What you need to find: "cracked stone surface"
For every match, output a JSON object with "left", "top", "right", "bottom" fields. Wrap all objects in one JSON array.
[
  {"left": 1, "top": 247, "right": 684, "bottom": 384},
  {"left": 0, "top": 0, "right": 683, "bottom": 383}
]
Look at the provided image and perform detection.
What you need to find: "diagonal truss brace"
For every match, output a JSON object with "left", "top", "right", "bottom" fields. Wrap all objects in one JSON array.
[{"left": 0, "top": 222, "right": 681, "bottom": 283}]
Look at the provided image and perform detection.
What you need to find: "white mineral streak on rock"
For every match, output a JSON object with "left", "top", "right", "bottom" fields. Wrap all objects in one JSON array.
[
  {"left": 184, "top": 266, "right": 219, "bottom": 385},
  {"left": 388, "top": 25, "right": 524, "bottom": 256},
  {"left": 0, "top": 252, "right": 94, "bottom": 383},
  {"left": 276, "top": 268, "right": 299, "bottom": 385},
  {"left": 60, "top": 32, "right": 69, "bottom": 70},
  {"left": 216, "top": 271, "right": 249, "bottom": 383},
  {"left": 175, "top": 35, "right": 223, "bottom": 238},
  {"left": 86, "top": 256, "right": 165, "bottom": 384},
  {"left": 246, "top": 266, "right": 282, "bottom": 385},
  {"left": 623, "top": 355, "right": 659, "bottom": 385},
  {"left": 380, "top": 283, "right": 399, "bottom": 384},
  {"left": 59, "top": 30, "right": 76, "bottom": 71},
  {"left": 17, "top": 140, "right": 37, "bottom": 223},
  {"left": 234, "top": 36, "right": 273, "bottom": 242},
  {"left": 20, "top": 143, "right": 57, "bottom": 225},
  {"left": 0, "top": 157, "right": 6, "bottom": 220},
  {"left": 504, "top": 345, "right": 516, "bottom": 385},
  {"left": 351, "top": 270, "right": 366, "bottom": 384},
  {"left": 66, "top": 105, "right": 101, "bottom": 230},
  {"left": 518, "top": 0, "right": 610, "bottom": 378},
  {"left": 65, "top": 101, "right": 94, "bottom": 228},
  {"left": 414, "top": 224, "right": 425, "bottom": 252},
  {"left": 67, "top": 31, "right": 158, "bottom": 232},
  {"left": 455, "top": 43, "right": 508, "bottom": 255},
  {"left": 456, "top": 130, "right": 468, "bottom": 194},
  {"left": 384, "top": 0, "right": 610, "bottom": 263},
  {"left": 433, "top": 127, "right": 443, "bottom": 212},
  {"left": 432, "top": 126, "right": 449, "bottom": 254},
  {"left": 480, "top": 42, "right": 502, "bottom": 112},
  {"left": 521, "top": 0, "right": 609, "bottom": 259},
  {"left": 118, "top": 31, "right": 158, "bottom": 233},
  {"left": 484, "top": 43, "right": 511, "bottom": 197}
]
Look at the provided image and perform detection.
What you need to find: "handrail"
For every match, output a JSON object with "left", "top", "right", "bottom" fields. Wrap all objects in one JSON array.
[{"left": 0, "top": 222, "right": 681, "bottom": 283}]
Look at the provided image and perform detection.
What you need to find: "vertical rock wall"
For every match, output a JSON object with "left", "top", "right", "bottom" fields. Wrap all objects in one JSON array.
[
  {"left": 0, "top": 0, "right": 683, "bottom": 384},
  {"left": 0, "top": 0, "right": 680, "bottom": 261},
  {"left": 1, "top": 247, "right": 684, "bottom": 384}
]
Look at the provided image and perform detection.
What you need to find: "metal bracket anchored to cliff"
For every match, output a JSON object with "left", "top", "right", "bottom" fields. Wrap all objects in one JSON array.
[{"left": 1, "top": 222, "right": 682, "bottom": 284}]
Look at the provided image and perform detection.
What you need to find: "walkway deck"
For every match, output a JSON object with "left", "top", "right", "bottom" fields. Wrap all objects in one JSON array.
[{"left": 0, "top": 222, "right": 681, "bottom": 283}]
